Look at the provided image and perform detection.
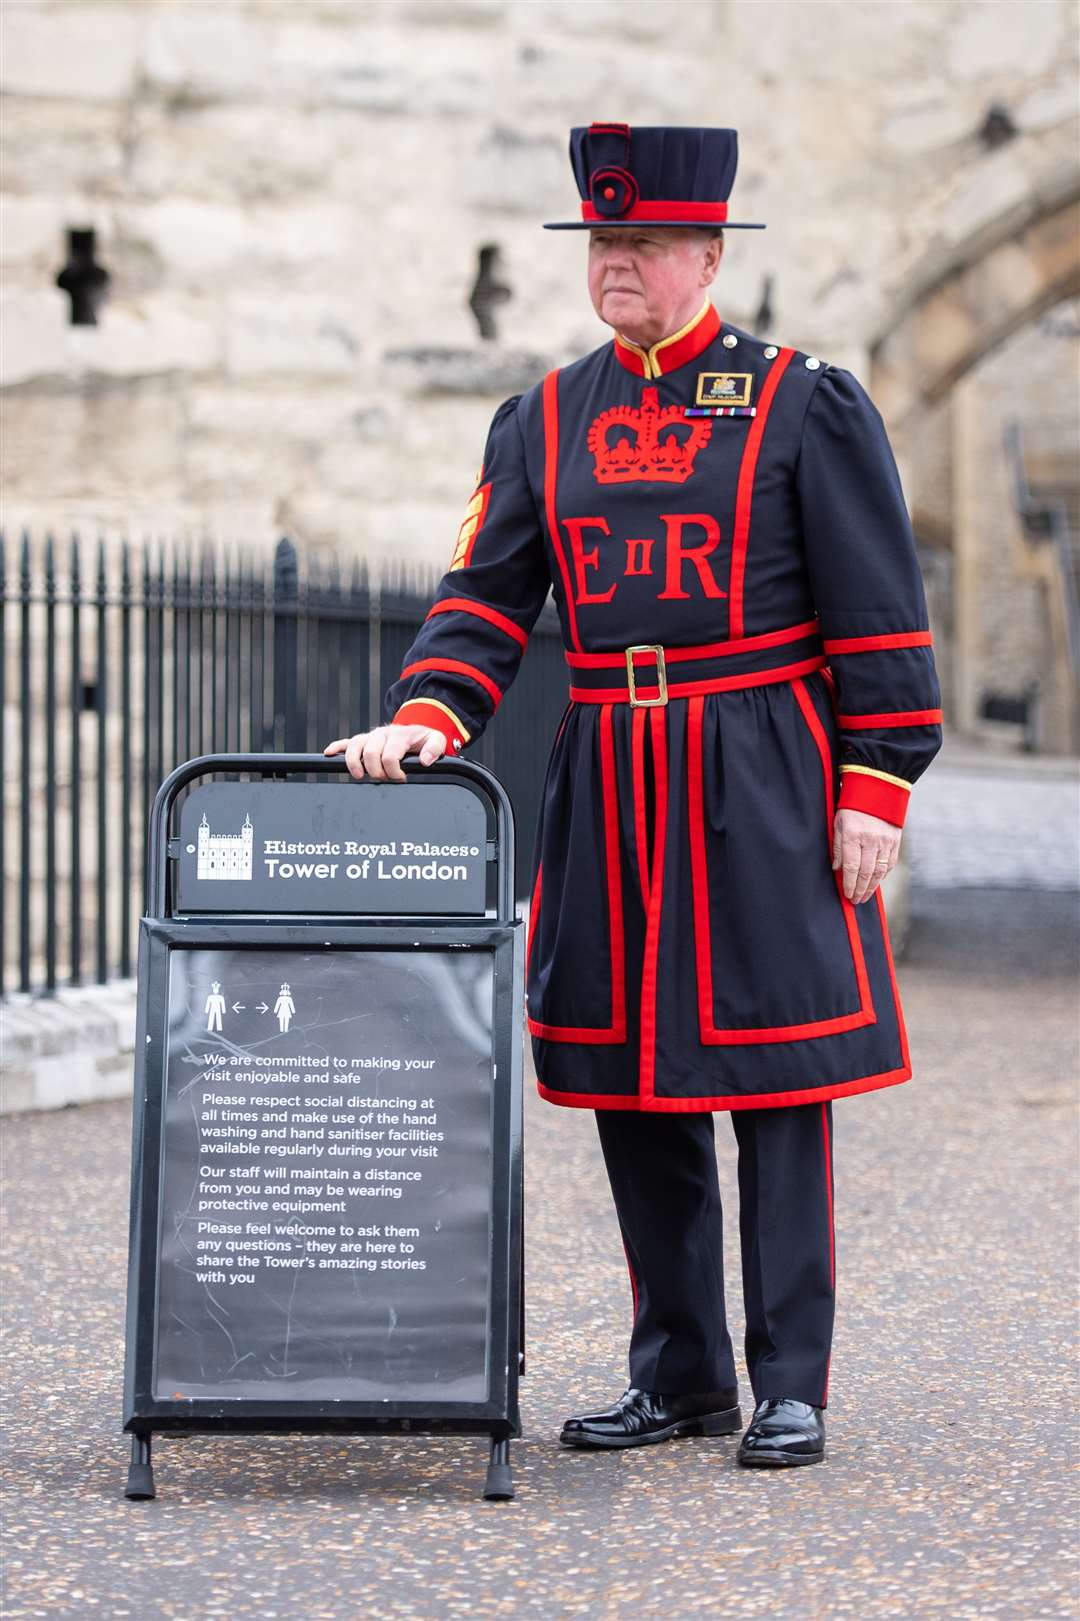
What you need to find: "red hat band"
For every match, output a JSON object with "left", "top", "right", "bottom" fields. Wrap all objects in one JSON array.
[{"left": 581, "top": 198, "right": 730, "bottom": 225}]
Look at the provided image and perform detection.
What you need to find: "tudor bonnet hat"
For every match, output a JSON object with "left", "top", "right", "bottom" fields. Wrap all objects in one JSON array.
[{"left": 543, "top": 122, "right": 766, "bottom": 231}]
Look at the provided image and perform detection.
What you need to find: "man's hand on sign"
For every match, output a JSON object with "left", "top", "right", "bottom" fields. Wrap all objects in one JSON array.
[
  {"left": 831, "top": 807, "right": 902, "bottom": 905},
  {"left": 323, "top": 724, "right": 447, "bottom": 783}
]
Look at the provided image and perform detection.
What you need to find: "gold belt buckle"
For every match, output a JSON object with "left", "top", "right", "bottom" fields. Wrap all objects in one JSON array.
[{"left": 625, "top": 644, "right": 668, "bottom": 707}]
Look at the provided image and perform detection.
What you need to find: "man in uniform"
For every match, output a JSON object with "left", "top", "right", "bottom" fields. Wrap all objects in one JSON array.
[{"left": 326, "top": 124, "right": 943, "bottom": 1468}]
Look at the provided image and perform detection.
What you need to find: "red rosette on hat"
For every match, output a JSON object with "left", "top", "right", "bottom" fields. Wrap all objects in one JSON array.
[{"left": 589, "top": 166, "right": 640, "bottom": 219}]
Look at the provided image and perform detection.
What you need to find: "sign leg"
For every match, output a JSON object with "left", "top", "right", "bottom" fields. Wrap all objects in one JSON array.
[
  {"left": 482, "top": 1436, "right": 514, "bottom": 1501},
  {"left": 124, "top": 1433, "right": 156, "bottom": 1501}
]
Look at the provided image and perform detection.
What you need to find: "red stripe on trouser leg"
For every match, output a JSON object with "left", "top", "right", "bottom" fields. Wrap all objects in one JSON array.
[{"left": 822, "top": 1100, "right": 835, "bottom": 1406}]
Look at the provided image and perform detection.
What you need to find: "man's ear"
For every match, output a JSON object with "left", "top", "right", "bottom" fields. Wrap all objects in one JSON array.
[{"left": 701, "top": 235, "right": 723, "bottom": 285}]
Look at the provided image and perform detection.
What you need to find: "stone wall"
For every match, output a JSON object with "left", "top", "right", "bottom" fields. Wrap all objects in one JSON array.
[
  {"left": 1, "top": 0, "right": 1077, "bottom": 1098},
  {"left": 2, "top": 0, "right": 1076, "bottom": 570},
  {"left": 965, "top": 305, "right": 1079, "bottom": 748}
]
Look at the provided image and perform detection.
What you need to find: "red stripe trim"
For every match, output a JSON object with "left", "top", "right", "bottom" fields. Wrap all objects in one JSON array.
[
  {"left": 631, "top": 706, "right": 651, "bottom": 911},
  {"left": 525, "top": 704, "right": 627, "bottom": 1043},
  {"left": 536, "top": 1062, "right": 911, "bottom": 1111},
  {"left": 542, "top": 369, "right": 583, "bottom": 653},
  {"left": 728, "top": 347, "right": 795, "bottom": 639},
  {"left": 391, "top": 699, "right": 469, "bottom": 752},
  {"left": 524, "top": 718, "right": 571, "bottom": 1004},
  {"left": 401, "top": 657, "right": 503, "bottom": 708},
  {"left": 876, "top": 874, "right": 911, "bottom": 1074},
  {"left": 526, "top": 1021, "right": 628, "bottom": 1044},
  {"left": 564, "top": 618, "right": 820, "bottom": 668},
  {"left": 637, "top": 705, "right": 669, "bottom": 1104},
  {"left": 821, "top": 1099, "right": 834, "bottom": 1407},
  {"left": 684, "top": 685, "right": 874, "bottom": 1045},
  {"left": 582, "top": 199, "right": 729, "bottom": 223},
  {"left": 426, "top": 596, "right": 528, "bottom": 648},
  {"left": 600, "top": 703, "right": 628, "bottom": 1040},
  {"left": 794, "top": 676, "right": 876, "bottom": 1019},
  {"left": 837, "top": 770, "right": 911, "bottom": 828},
  {"left": 523, "top": 714, "right": 575, "bottom": 984},
  {"left": 525, "top": 859, "right": 542, "bottom": 981},
  {"left": 823, "top": 630, "right": 933, "bottom": 654},
  {"left": 821, "top": 1102, "right": 835, "bottom": 1289},
  {"left": 569, "top": 654, "right": 826, "bottom": 703},
  {"left": 837, "top": 708, "right": 943, "bottom": 728}
]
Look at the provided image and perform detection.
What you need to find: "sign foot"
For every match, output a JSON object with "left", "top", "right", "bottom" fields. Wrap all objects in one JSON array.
[
  {"left": 125, "top": 1434, "right": 156, "bottom": 1500},
  {"left": 482, "top": 1436, "right": 514, "bottom": 1500}
]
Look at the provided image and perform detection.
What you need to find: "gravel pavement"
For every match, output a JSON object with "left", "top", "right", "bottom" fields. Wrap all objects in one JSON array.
[
  {"left": 903, "top": 743, "right": 1079, "bottom": 893},
  {"left": 2, "top": 881, "right": 1077, "bottom": 1620}
]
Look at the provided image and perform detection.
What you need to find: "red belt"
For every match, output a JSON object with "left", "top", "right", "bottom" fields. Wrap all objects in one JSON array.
[{"left": 566, "top": 619, "right": 826, "bottom": 706}]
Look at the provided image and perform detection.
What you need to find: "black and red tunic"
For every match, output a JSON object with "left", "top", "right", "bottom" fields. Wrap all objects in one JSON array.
[{"left": 384, "top": 301, "right": 943, "bottom": 1112}]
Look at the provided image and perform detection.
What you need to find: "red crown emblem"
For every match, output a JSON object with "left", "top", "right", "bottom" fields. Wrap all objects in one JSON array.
[{"left": 587, "top": 387, "right": 712, "bottom": 484}]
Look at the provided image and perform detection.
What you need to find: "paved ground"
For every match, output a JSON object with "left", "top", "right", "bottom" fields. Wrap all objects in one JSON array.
[
  {"left": 3, "top": 875, "right": 1077, "bottom": 1619},
  {"left": 903, "top": 741, "right": 1079, "bottom": 893}
]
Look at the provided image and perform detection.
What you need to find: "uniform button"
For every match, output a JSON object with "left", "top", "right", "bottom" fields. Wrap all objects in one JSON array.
[
  {"left": 722, "top": 332, "right": 738, "bottom": 348},
  {"left": 763, "top": 344, "right": 778, "bottom": 359},
  {"left": 805, "top": 355, "right": 821, "bottom": 370}
]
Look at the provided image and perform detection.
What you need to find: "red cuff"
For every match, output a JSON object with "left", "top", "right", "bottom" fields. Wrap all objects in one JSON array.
[
  {"left": 838, "top": 767, "right": 911, "bottom": 828},
  {"left": 392, "top": 698, "right": 469, "bottom": 754}
]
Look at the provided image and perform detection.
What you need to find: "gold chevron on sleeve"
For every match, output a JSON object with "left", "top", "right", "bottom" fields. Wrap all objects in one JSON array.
[{"left": 449, "top": 483, "right": 492, "bottom": 572}]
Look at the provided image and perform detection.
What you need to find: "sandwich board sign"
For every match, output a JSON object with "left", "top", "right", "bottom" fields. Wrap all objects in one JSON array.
[{"left": 122, "top": 754, "right": 524, "bottom": 1501}]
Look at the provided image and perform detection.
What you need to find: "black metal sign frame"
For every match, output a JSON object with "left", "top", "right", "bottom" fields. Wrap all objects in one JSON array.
[{"left": 122, "top": 755, "right": 524, "bottom": 1502}]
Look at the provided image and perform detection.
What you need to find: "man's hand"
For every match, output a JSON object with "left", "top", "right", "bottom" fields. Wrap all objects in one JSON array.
[
  {"left": 831, "top": 807, "right": 901, "bottom": 904},
  {"left": 323, "top": 723, "right": 448, "bottom": 783}
]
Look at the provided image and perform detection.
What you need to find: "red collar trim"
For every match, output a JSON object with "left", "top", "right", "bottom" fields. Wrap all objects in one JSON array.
[{"left": 613, "top": 302, "right": 721, "bottom": 379}]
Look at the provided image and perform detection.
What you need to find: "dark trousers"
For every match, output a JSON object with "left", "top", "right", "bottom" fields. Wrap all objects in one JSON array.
[{"left": 595, "top": 1101, "right": 836, "bottom": 1409}]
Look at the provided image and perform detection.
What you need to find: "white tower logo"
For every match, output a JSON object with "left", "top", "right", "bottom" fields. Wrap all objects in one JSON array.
[{"left": 196, "top": 812, "right": 254, "bottom": 881}]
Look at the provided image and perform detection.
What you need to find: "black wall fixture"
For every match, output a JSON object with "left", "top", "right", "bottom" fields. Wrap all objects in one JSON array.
[
  {"left": 469, "top": 244, "right": 512, "bottom": 342},
  {"left": 977, "top": 103, "right": 1018, "bottom": 150},
  {"left": 55, "top": 227, "right": 110, "bottom": 325}
]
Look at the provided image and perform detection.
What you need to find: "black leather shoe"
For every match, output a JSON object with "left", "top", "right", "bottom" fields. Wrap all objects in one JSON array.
[
  {"left": 736, "top": 1398, "right": 825, "bottom": 1467},
  {"left": 560, "top": 1386, "right": 742, "bottom": 1449}
]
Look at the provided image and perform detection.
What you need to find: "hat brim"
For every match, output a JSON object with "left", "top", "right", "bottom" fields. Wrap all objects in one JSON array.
[{"left": 542, "top": 220, "right": 766, "bottom": 230}]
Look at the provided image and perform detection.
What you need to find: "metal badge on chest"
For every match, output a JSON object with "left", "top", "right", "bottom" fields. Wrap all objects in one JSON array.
[{"left": 685, "top": 367, "right": 756, "bottom": 419}]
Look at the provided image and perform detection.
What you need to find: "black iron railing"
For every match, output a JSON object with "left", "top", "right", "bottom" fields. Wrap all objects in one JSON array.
[{"left": 0, "top": 532, "right": 564, "bottom": 998}]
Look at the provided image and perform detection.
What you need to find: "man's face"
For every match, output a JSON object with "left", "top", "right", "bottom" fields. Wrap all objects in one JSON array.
[{"left": 586, "top": 227, "right": 721, "bottom": 346}]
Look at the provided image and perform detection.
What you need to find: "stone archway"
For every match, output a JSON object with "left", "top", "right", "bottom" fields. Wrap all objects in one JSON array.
[
  {"left": 871, "top": 166, "right": 1080, "bottom": 419},
  {"left": 869, "top": 168, "right": 1080, "bottom": 753}
]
